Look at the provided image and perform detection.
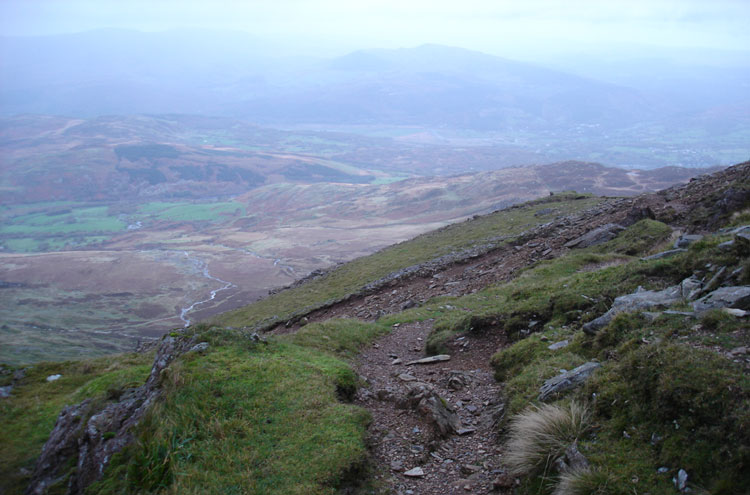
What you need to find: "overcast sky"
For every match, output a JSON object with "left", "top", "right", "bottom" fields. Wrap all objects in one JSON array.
[{"left": 2, "top": 0, "right": 749, "bottom": 57}]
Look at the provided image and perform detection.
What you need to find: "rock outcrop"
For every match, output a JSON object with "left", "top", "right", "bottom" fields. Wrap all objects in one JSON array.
[
  {"left": 27, "top": 335, "right": 198, "bottom": 495},
  {"left": 583, "top": 286, "right": 682, "bottom": 335}
]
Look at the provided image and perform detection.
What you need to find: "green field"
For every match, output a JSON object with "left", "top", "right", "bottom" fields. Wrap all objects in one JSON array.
[{"left": 0, "top": 200, "right": 248, "bottom": 253}]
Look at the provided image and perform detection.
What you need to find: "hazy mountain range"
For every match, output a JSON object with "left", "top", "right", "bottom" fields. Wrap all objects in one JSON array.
[{"left": 2, "top": 29, "right": 748, "bottom": 167}]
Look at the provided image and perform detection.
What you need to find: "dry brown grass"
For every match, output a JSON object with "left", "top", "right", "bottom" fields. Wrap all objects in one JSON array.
[{"left": 504, "top": 401, "right": 590, "bottom": 477}]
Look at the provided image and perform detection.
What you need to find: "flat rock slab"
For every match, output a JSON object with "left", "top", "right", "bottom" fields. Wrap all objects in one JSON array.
[
  {"left": 583, "top": 285, "right": 682, "bottom": 335},
  {"left": 565, "top": 223, "right": 625, "bottom": 249},
  {"left": 693, "top": 286, "right": 750, "bottom": 314},
  {"left": 642, "top": 248, "right": 687, "bottom": 261},
  {"left": 539, "top": 362, "right": 601, "bottom": 401},
  {"left": 548, "top": 340, "right": 569, "bottom": 350},
  {"left": 406, "top": 355, "right": 451, "bottom": 365}
]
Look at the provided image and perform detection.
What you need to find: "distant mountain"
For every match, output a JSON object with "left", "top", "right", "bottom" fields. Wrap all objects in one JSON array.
[{"left": 0, "top": 33, "right": 656, "bottom": 130}]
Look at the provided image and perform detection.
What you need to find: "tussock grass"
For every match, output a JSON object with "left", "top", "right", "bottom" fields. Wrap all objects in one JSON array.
[
  {"left": 552, "top": 468, "right": 612, "bottom": 495},
  {"left": 505, "top": 402, "right": 590, "bottom": 477}
]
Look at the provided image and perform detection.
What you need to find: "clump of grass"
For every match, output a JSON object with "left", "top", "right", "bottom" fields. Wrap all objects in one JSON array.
[
  {"left": 592, "top": 219, "right": 672, "bottom": 256},
  {"left": 552, "top": 468, "right": 613, "bottom": 495},
  {"left": 505, "top": 401, "right": 591, "bottom": 477}
]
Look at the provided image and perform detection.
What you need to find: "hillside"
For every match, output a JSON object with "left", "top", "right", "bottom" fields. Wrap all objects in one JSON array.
[{"left": 1, "top": 162, "right": 749, "bottom": 495}]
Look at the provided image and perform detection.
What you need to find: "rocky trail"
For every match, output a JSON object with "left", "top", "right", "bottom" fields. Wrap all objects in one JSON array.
[{"left": 354, "top": 321, "right": 512, "bottom": 494}]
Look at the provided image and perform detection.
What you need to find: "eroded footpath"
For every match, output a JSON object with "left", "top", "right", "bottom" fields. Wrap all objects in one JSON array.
[{"left": 355, "top": 321, "right": 513, "bottom": 494}]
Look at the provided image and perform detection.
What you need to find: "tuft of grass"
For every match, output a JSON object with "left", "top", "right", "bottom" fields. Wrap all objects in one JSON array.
[
  {"left": 592, "top": 219, "right": 672, "bottom": 256},
  {"left": 505, "top": 401, "right": 591, "bottom": 477},
  {"left": 552, "top": 468, "right": 613, "bottom": 495}
]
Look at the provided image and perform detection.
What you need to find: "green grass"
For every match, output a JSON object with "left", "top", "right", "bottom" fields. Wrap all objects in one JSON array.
[
  {"left": 87, "top": 320, "right": 388, "bottom": 494},
  {"left": 215, "top": 194, "right": 604, "bottom": 329},
  {"left": 0, "top": 353, "right": 153, "bottom": 495}
]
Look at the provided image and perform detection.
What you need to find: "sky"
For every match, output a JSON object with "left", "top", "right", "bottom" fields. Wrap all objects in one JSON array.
[{"left": 1, "top": 0, "right": 749, "bottom": 57}]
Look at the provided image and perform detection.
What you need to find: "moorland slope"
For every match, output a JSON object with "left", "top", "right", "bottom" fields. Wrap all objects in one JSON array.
[{"left": 1, "top": 161, "right": 748, "bottom": 495}]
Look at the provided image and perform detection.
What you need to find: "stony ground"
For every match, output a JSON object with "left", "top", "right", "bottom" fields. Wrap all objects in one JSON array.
[{"left": 354, "top": 321, "right": 512, "bottom": 494}]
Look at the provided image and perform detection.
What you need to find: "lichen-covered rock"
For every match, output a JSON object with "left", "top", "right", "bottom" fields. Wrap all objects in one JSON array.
[{"left": 583, "top": 285, "right": 682, "bottom": 335}]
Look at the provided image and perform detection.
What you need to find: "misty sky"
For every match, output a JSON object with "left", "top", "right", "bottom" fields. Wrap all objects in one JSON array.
[{"left": 2, "top": 0, "right": 749, "bottom": 57}]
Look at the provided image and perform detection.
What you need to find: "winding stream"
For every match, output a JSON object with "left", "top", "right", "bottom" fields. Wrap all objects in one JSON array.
[{"left": 178, "top": 251, "right": 235, "bottom": 327}]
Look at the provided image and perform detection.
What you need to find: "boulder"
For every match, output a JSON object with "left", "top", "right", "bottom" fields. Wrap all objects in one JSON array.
[
  {"left": 0, "top": 385, "right": 12, "bottom": 398},
  {"left": 583, "top": 285, "right": 682, "bottom": 335},
  {"left": 674, "top": 234, "right": 703, "bottom": 249},
  {"left": 564, "top": 224, "right": 625, "bottom": 249},
  {"left": 539, "top": 362, "right": 601, "bottom": 401},
  {"left": 692, "top": 286, "right": 750, "bottom": 314}
]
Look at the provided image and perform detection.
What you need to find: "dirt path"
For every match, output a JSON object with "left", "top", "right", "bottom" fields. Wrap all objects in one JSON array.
[{"left": 354, "top": 321, "right": 514, "bottom": 494}]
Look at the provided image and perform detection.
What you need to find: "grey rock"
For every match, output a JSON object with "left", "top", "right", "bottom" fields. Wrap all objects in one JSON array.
[
  {"left": 674, "top": 469, "right": 688, "bottom": 492},
  {"left": 583, "top": 285, "right": 682, "bottom": 335},
  {"left": 674, "top": 234, "right": 703, "bottom": 249},
  {"left": 547, "top": 340, "right": 569, "bottom": 351},
  {"left": 693, "top": 286, "right": 750, "bottom": 314},
  {"left": 404, "top": 467, "right": 425, "bottom": 477},
  {"left": 539, "top": 362, "right": 601, "bottom": 401},
  {"left": 189, "top": 342, "right": 210, "bottom": 353},
  {"left": 390, "top": 460, "right": 404, "bottom": 472},
  {"left": 564, "top": 224, "right": 625, "bottom": 249},
  {"left": 398, "top": 373, "right": 417, "bottom": 382},
  {"left": 641, "top": 248, "right": 687, "bottom": 260},
  {"left": 406, "top": 355, "right": 451, "bottom": 365},
  {"left": 0, "top": 385, "right": 12, "bottom": 398},
  {"left": 552, "top": 441, "right": 590, "bottom": 474},
  {"left": 405, "top": 382, "right": 461, "bottom": 437},
  {"left": 447, "top": 371, "right": 470, "bottom": 390},
  {"left": 680, "top": 276, "right": 703, "bottom": 300},
  {"left": 45, "top": 374, "right": 61, "bottom": 382},
  {"left": 724, "top": 224, "right": 750, "bottom": 235}
]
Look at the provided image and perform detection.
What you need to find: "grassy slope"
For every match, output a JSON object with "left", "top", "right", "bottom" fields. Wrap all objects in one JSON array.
[
  {"left": 4, "top": 194, "right": 748, "bottom": 494},
  {"left": 215, "top": 193, "right": 603, "bottom": 329},
  {"left": 89, "top": 320, "right": 389, "bottom": 495}
]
